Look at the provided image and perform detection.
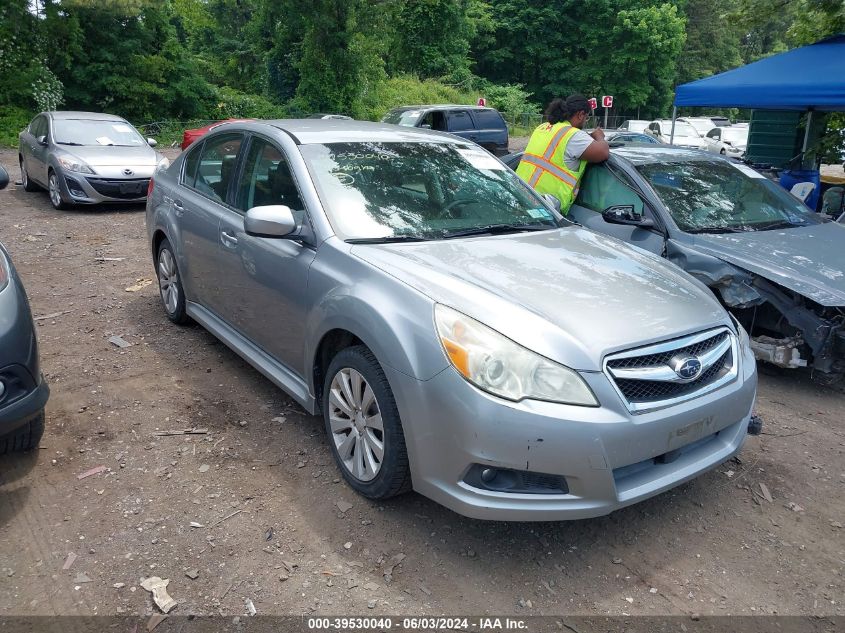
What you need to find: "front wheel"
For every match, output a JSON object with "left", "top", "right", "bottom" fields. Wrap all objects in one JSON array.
[
  {"left": 323, "top": 346, "right": 411, "bottom": 500},
  {"left": 48, "top": 171, "right": 67, "bottom": 209},
  {"left": 0, "top": 411, "right": 45, "bottom": 455}
]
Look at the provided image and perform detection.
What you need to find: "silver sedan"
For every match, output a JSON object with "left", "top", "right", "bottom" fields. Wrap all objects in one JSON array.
[
  {"left": 146, "top": 120, "right": 757, "bottom": 521},
  {"left": 18, "top": 111, "right": 169, "bottom": 209}
]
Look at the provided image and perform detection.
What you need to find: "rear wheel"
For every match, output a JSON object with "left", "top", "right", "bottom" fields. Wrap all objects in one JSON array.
[
  {"left": 323, "top": 346, "right": 411, "bottom": 500},
  {"left": 0, "top": 411, "right": 45, "bottom": 455},
  {"left": 156, "top": 239, "right": 189, "bottom": 324},
  {"left": 20, "top": 158, "right": 40, "bottom": 192},
  {"left": 48, "top": 170, "right": 67, "bottom": 209}
]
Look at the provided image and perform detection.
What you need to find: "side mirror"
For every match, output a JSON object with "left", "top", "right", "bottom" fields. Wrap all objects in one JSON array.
[
  {"left": 602, "top": 204, "right": 654, "bottom": 228},
  {"left": 0, "top": 165, "right": 9, "bottom": 190},
  {"left": 244, "top": 205, "right": 297, "bottom": 237},
  {"left": 37, "top": 135, "right": 48, "bottom": 146},
  {"left": 147, "top": 138, "right": 158, "bottom": 147},
  {"left": 541, "top": 193, "right": 562, "bottom": 213}
]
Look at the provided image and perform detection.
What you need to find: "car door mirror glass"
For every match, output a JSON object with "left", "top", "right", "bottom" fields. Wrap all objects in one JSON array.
[
  {"left": 147, "top": 137, "right": 158, "bottom": 147},
  {"left": 602, "top": 204, "right": 654, "bottom": 227},
  {"left": 244, "top": 205, "right": 297, "bottom": 237},
  {"left": 37, "top": 135, "right": 48, "bottom": 146},
  {"left": 0, "top": 165, "right": 9, "bottom": 190}
]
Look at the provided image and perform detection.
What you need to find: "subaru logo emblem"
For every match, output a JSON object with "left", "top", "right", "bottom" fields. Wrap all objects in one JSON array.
[
  {"left": 671, "top": 356, "right": 702, "bottom": 381},
  {"left": 123, "top": 168, "right": 133, "bottom": 176}
]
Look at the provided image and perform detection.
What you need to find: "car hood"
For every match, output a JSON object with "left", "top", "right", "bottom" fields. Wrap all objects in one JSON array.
[
  {"left": 352, "top": 228, "right": 729, "bottom": 370},
  {"left": 62, "top": 145, "right": 159, "bottom": 167},
  {"left": 690, "top": 222, "right": 845, "bottom": 306}
]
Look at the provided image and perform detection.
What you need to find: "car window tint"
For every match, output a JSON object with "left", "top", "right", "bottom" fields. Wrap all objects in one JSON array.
[
  {"left": 182, "top": 142, "right": 203, "bottom": 188},
  {"left": 576, "top": 165, "right": 644, "bottom": 215},
  {"left": 195, "top": 133, "right": 243, "bottom": 203},
  {"left": 470, "top": 109, "right": 503, "bottom": 129},
  {"left": 236, "top": 138, "right": 304, "bottom": 215},
  {"left": 448, "top": 111, "right": 474, "bottom": 132},
  {"left": 31, "top": 116, "right": 47, "bottom": 138}
]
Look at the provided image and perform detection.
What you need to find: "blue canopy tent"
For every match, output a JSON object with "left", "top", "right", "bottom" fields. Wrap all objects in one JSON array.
[{"left": 670, "top": 33, "right": 845, "bottom": 148}]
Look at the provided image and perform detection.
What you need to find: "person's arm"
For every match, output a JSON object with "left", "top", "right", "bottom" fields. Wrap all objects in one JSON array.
[{"left": 580, "top": 127, "right": 610, "bottom": 162}]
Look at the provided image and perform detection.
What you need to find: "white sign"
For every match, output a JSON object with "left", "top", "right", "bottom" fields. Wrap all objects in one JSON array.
[
  {"left": 602, "top": 95, "right": 613, "bottom": 108},
  {"left": 455, "top": 147, "right": 505, "bottom": 171}
]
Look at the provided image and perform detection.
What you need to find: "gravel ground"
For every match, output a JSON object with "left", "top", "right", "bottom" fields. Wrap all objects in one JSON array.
[{"left": 0, "top": 148, "right": 843, "bottom": 619}]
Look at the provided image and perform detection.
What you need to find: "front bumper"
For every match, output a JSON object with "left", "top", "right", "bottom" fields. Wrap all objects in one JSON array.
[
  {"left": 388, "top": 341, "right": 757, "bottom": 521},
  {"left": 56, "top": 168, "right": 149, "bottom": 205},
  {"left": 0, "top": 372, "right": 49, "bottom": 435}
]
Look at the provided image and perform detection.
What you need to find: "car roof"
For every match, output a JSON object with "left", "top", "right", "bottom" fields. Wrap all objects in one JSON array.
[
  {"left": 611, "top": 145, "right": 718, "bottom": 165},
  {"left": 46, "top": 111, "right": 127, "bottom": 121},
  {"left": 230, "top": 119, "right": 468, "bottom": 145},
  {"left": 387, "top": 104, "right": 497, "bottom": 112}
]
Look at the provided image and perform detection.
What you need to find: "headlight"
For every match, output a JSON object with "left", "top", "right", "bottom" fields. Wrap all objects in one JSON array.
[
  {"left": 57, "top": 156, "right": 95, "bottom": 174},
  {"left": 434, "top": 304, "right": 598, "bottom": 406},
  {"left": 156, "top": 157, "right": 171, "bottom": 172}
]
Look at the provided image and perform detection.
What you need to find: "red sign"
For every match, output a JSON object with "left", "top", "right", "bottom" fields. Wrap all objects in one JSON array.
[
  {"left": 477, "top": 97, "right": 486, "bottom": 106},
  {"left": 602, "top": 95, "right": 614, "bottom": 108},
  {"left": 588, "top": 97, "right": 598, "bottom": 110}
]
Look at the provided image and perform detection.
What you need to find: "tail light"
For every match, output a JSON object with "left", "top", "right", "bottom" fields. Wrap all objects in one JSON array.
[{"left": 147, "top": 177, "right": 155, "bottom": 197}]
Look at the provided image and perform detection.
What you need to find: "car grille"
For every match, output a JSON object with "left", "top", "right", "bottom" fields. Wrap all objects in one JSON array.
[
  {"left": 86, "top": 177, "right": 149, "bottom": 199},
  {"left": 604, "top": 328, "right": 737, "bottom": 412}
]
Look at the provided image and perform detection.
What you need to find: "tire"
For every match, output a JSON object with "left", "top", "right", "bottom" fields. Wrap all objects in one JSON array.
[
  {"left": 0, "top": 410, "right": 45, "bottom": 455},
  {"left": 20, "top": 157, "right": 40, "bottom": 192},
  {"left": 47, "top": 170, "right": 67, "bottom": 210},
  {"left": 155, "top": 238, "right": 190, "bottom": 324},
  {"left": 323, "top": 345, "right": 411, "bottom": 500}
]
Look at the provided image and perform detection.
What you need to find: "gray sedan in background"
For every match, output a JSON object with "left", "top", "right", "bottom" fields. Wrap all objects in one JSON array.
[
  {"left": 0, "top": 165, "right": 49, "bottom": 454},
  {"left": 18, "top": 111, "right": 168, "bottom": 209},
  {"left": 146, "top": 120, "right": 757, "bottom": 521}
]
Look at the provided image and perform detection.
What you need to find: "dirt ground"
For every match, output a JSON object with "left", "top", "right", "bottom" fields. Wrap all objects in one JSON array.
[{"left": 0, "top": 147, "right": 843, "bottom": 619}]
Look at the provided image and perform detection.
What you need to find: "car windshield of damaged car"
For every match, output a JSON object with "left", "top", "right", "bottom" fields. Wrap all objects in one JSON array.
[
  {"left": 636, "top": 160, "right": 825, "bottom": 233},
  {"left": 53, "top": 119, "right": 147, "bottom": 147},
  {"left": 300, "top": 142, "right": 559, "bottom": 242}
]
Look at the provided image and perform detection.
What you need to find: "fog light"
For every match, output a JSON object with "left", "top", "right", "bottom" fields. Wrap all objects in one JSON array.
[{"left": 480, "top": 468, "right": 497, "bottom": 483}]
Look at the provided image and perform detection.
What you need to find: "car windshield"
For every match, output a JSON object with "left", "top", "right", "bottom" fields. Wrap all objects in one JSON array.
[
  {"left": 382, "top": 110, "right": 423, "bottom": 127},
  {"left": 300, "top": 142, "right": 559, "bottom": 241},
  {"left": 53, "top": 119, "right": 147, "bottom": 146},
  {"left": 722, "top": 127, "right": 749, "bottom": 145},
  {"left": 666, "top": 122, "right": 698, "bottom": 137},
  {"left": 638, "top": 159, "right": 824, "bottom": 233}
]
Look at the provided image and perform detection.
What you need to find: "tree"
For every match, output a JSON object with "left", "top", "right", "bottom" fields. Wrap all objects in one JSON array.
[{"left": 675, "top": 0, "right": 742, "bottom": 85}]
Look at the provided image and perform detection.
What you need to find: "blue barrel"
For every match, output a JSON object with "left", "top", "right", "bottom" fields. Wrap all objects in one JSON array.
[{"left": 779, "top": 169, "right": 821, "bottom": 210}]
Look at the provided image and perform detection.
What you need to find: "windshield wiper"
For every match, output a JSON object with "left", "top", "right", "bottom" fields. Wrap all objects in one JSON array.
[
  {"left": 754, "top": 220, "right": 808, "bottom": 230},
  {"left": 440, "top": 223, "right": 555, "bottom": 239},
  {"left": 686, "top": 226, "right": 755, "bottom": 234},
  {"left": 56, "top": 141, "right": 83, "bottom": 146},
  {"left": 345, "top": 235, "right": 430, "bottom": 244}
]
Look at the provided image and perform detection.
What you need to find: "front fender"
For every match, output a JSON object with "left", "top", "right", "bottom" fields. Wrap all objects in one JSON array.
[{"left": 305, "top": 287, "right": 448, "bottom": 395}]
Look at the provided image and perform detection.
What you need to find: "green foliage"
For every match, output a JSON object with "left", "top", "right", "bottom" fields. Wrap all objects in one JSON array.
[
  {"left": 360, "top": 75, "right": 478, "bottom": 120},
  {"left": 213, "top": 86, "right": 287, "bottom": 119},
  {"left": 675, "top": 0, "right": 743, "bottom": 84},
  {"left": 0, "top": 106, "right": 34, "bottom": 148}
]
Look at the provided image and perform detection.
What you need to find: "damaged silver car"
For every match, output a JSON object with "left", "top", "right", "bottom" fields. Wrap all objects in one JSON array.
[{"left": 560, "top": 147, "right": 845, "bottom": 384}]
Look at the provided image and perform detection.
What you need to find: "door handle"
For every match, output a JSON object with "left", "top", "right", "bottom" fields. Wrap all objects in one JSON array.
[
  {"left": 173, "top": 200, "right": 184, "bottom": 216},
  {"left": 220, "top": 230, "right": 239, "bottom": 248}
]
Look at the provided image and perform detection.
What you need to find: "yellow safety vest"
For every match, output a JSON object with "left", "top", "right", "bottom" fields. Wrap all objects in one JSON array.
[{"left": 515, "top": 121, "right": 587, "bottom": 214}]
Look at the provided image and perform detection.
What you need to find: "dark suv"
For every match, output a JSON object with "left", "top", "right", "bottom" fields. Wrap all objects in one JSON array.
[{"left": 382, "top": 105, "right": 509, "bottom": 156}]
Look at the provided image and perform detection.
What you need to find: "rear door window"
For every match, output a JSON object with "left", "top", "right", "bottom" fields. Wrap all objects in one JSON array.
[
  {"left": 470, "top": 109, "right": 504, "bottom": 130},
  {"left": 194, "top": 133, "right": 244, "bottom": 203},
  {"left": 447, "top": 110, "right": 475, "bottom": 132}
]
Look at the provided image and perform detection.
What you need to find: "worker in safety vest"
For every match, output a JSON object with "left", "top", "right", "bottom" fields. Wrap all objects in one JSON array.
[{"left": 516, "top": 95, "right": 610, "bottom": 214}]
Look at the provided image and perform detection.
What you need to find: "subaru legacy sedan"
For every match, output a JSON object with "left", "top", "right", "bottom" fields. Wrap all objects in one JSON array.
[
  {"left": 19, "top": 111, "right": 168, "bottom": 209},
  {"left": 146, "top": 120, "right": 757, "bottom": 521}
]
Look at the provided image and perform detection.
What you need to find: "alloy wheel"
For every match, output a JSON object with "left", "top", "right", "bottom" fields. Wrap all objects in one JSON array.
[
  {"left": 20, "top": 161, "right": 28, "bottom": 188},
  {"left": 158, "top": 248, "right": 179, "bottom": 315},
  {"left": 328, "top": 368, "right": 385, "bottom": 482},
  {"left": 48, "top": 173, "right": 62, "bottom": 207}
]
